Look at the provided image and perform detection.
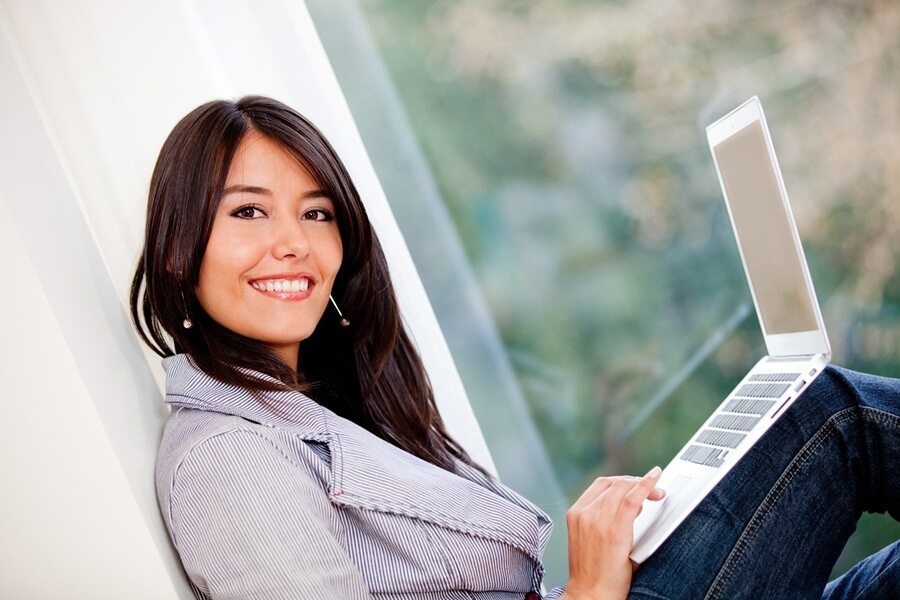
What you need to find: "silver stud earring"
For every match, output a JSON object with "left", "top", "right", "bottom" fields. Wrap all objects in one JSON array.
[{"left": 329, "top": 295, "right": 351, "bottom": 327}]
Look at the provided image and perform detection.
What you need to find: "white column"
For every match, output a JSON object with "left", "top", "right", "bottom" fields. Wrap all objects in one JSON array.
[{"left": 0, "top": 0, "right": 492, "bottom": 596}]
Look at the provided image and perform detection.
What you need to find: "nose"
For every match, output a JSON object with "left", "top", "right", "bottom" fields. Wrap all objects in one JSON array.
[{"left": 270, "top": 216, "right": 311, "bottom": 260}]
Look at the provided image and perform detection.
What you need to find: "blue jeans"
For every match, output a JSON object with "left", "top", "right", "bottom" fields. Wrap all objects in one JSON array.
[{"left": 629, "top": 366, "right": 900, "bottom": 599}]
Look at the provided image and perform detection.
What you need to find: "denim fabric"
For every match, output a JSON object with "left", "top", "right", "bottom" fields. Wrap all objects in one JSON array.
[{"left": 628, "top": 366, "right": 900, "bottom": 599}]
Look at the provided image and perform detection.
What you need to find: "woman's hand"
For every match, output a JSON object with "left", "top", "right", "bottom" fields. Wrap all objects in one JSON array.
[{"left": 561, "top": 466, "right": 665, "bottom": 600}]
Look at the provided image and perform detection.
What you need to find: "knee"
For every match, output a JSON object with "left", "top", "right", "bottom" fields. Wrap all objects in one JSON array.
[{"left": 821, "top": 365, "right": 900, "bottom": 413}]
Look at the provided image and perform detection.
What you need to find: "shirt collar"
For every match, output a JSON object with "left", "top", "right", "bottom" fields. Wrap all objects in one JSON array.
[{"left": 162, "top": 353, "right": 328, "bottom": 433}]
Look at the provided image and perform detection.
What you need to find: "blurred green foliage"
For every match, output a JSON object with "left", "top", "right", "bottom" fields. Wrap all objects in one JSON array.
[{"left": 360, "top": 0, "right": 900, "bottom": 577}]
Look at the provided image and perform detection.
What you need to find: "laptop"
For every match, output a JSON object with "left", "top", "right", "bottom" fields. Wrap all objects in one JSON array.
[{"left": 630, "top": 96, "right": 831, "bottom": 563}]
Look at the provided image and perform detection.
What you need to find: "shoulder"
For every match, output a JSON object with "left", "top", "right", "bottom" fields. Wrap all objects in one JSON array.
[
  {"left": 155, "top": 408, "right": 344, "bottom": 552},
  {"left": 155, "top": 408, "right": 332, "bottom": 519},
  {"left": 156, "top": 408, "right": 280, "bottom": 480},
  {"left": 153, "top": 411, "right": 372, "bottom": 599}
]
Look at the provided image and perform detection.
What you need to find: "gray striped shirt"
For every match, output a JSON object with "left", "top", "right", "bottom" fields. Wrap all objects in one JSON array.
[{"left": 156, "top": 354, "right": 564, "bottom": 599}]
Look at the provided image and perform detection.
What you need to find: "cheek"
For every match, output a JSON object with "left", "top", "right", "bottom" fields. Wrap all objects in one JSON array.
[
  {"left": 196, "top": 233, "right": 261, "bottom": 307},
  {"left": 195, "top": 259, "right": 229, "bottom": 318},
  {"left": 326, "top": 238, "right": 344, "bottom": 281},
  {"left": 313, "top": 229, "right": 344, "bottom": 280}
]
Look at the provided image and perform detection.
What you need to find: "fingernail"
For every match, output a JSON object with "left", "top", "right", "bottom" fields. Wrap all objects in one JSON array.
[{"left": 645, "top": 466, "right": 662, "bottom": 479}]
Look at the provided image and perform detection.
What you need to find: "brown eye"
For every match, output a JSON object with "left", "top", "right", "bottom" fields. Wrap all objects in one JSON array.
[
  {"left": 303, "top": 209, "right": 334, "bottom": 222},
  {"left": 231, "top": 205, "right": 265, "bottom": 219}
]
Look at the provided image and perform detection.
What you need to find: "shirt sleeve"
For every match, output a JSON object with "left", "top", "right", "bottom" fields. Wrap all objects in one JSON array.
[{"left": 166, "top": 427, "right": 371, "bottom": 600}]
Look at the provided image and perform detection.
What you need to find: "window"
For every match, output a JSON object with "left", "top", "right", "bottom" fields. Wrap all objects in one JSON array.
[{"left": 310, "top": 0, "right": 900, "bottom": 582}]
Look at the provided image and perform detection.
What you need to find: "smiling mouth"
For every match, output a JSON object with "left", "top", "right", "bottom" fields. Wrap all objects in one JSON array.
[{"left": 250, "top": 278, "right": 311, "bottom": 293}]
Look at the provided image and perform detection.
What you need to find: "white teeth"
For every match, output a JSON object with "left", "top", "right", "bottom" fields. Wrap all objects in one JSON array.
[{"left": 252, "top": 278, "right": 311, "bottom": 293}]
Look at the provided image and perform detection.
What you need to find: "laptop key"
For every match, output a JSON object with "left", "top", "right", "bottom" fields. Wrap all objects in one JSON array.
[
  {"left": 722, "top": 398, "right": 776, "bottom": 415},
  {"left": 696, "top": 429, "right": 747, "bottom": 448},
  {"left": 749, "top": 372, "right": 801, "bottom": 382},
  {"left": 735, "top": 382, "right": 791, "bottom": 398},
  {"left": 710, "top": 413, "right": 761, "bottom": 431},
  {"left": 680, "top": 444, "right": 728, "bottom": 468}
]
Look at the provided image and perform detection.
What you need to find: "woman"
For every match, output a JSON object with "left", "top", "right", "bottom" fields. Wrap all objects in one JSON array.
[{"left": 131, "top": 96, "right": 899, "bottom": 599}]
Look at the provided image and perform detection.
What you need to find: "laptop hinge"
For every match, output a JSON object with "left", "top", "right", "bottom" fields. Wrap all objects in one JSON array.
[{"left": 765, "top": 354, "right": 818, "bottom": 363}]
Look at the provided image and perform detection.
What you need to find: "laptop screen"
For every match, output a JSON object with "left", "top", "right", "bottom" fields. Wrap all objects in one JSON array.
[{"left": 713, "top": 121, "right": 818, "bottom": 335}]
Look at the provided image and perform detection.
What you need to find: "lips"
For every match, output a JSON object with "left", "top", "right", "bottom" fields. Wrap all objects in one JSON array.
[{"left": 250, "top": 277, "right": 311, "bottom": 293}]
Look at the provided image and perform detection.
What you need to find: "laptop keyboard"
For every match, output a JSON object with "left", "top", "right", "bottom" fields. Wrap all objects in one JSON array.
[{"left": 680, "top": 372, "right": 800, "bottom": 468}]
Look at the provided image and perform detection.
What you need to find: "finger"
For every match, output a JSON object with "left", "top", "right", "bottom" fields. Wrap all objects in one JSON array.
[
  {"left": 575, "top": 480, "right": 643, "bottom": 549},
  {"left": 569, "top": 475, "right": 641, "bottom": 513},
  {"left": 588, "top": 479, "right": 633, "bottom": 524},
  {"left": 616, "top": 466, "right": 664, "bottom": 522},
  {"left": 641, "top": 465, "right": 666, "bottom": 501}
]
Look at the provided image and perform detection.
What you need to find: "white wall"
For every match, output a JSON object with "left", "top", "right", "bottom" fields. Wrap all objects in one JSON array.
[{"left": 0, "top": 1, "right": 492, "bottom": 596}]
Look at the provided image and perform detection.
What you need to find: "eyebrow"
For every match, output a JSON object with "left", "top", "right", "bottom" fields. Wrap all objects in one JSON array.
[
  {"left": 222, "top": 184, "right": 270, "bottom": 196},
  {"left": 221, "top": 184, "right": 331, "bottom": 199}
]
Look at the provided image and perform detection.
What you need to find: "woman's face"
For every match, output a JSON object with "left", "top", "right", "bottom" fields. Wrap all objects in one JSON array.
[{"left": 196, "top": 130, "right": 343, "bottom": 367}]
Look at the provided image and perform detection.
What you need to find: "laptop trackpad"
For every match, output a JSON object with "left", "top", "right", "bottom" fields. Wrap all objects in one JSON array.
[
  {"left": 635, "top": 474, "right": 694, "bottom": 536},
  {"left": 636, "top": 473, "right": 691, "bottom": 525},
  {"left": 664, "top": 474, "right": 693, "bottom": 499}
]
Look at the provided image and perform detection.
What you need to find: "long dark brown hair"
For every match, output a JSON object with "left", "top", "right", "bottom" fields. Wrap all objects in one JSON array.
[{"left": 130, "top": 95, "right": 476, "bottom": 473}]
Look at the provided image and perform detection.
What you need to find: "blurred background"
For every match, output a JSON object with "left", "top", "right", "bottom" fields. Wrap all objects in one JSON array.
[{"left": 309, "top": 0, "right": 900, "bottom": 584}]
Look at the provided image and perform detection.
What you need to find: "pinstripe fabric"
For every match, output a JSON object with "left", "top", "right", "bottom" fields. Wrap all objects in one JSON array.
[{"left": 156, "top": 354, "right": 566, "bottom": 599}]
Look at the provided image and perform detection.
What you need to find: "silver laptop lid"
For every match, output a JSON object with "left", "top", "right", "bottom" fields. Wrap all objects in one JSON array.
[{"left": 706, "top": 97, "right": 830, "bottom": 359}]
